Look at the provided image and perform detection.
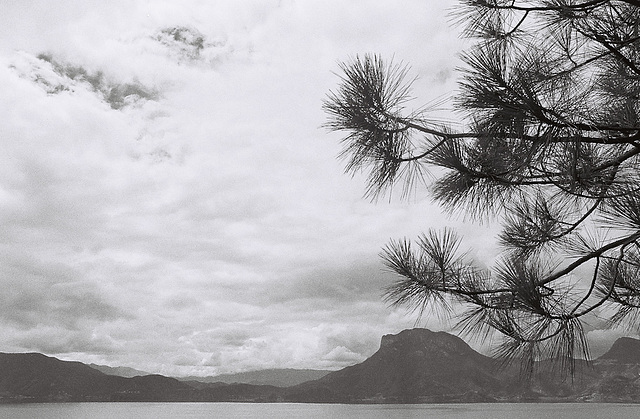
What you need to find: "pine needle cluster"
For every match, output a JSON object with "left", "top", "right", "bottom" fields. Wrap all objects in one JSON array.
[{"left": 324, "top": 0, "right": 640, "bottom": 377}]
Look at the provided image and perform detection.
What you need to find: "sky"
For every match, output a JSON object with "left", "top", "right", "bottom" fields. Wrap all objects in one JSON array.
[{"left": 0, "top": 0, "right": 630, "bottom": 377}]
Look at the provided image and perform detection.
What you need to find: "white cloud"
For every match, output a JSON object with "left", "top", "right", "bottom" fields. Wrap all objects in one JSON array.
[{"left": 0, "top": 0, "right": 527, "bottom": 376}]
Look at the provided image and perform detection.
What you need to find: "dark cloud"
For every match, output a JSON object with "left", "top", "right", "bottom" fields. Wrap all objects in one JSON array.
[
  {"left": 0, "top": 255, "right": 130, "bottom": 331},
  {"left": 155, "top": 26, "right": 206, "bottom": 61},
  {"left": 153, "top": 24, "right": 234, "bottom": 66},
  {"left": 256, "top": 261, "right": 391, "bottom": 307},
  {"left": 35, "top": 53, "right": 159, "bottom": 109}
]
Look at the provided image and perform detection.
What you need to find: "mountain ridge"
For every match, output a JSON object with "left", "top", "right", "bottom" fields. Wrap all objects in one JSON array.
[
  {"left": 177, "top": 368, "right": 331, "bottom": 387},
  {"left": 88, "top": 363, "right": 150, "bottom": 378},
  {"left": 3, "top": 329, "right": 640, "bottom": 403}
]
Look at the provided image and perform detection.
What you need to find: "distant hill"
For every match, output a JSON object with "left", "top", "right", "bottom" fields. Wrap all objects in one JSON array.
[
  {"left": 178, "top": 369, "right": 330, "bottom": 387},
  {"left": 3, "top": 330, "right": 640, "bottom": 403},
  {"left": 86, "top": 363, "right": 329, "bottom": 387},
  {"left": 88, "top": 363, "right": 150, "bottom": 378}
]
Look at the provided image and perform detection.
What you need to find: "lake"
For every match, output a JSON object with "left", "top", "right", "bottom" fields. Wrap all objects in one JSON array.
[{"left": 0, "top": 403, "right": 638, "bottom": 419}]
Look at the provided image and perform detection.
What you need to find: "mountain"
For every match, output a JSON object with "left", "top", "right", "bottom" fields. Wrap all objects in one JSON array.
[
  {"left": 3, "top": 330, "right": 640, "bottom": 403},
  {"left": 573, "top": 337, "right": 640, "bottom": 402},
  {"left": 287, "top": 328, "right": 509, "bottom": 403},
  {"left": 0, "top": 352, "right": 289, "bottom": 403},
  {"left": 598, "top": 337, "right": 640, "bottom": 364},
  {"left": 178, "top": 369, "right": 330, "bottom": 387},
  {"left": 88, "top": 363, "right": 150, "bottom": 378},
  {"left": 0, "top": 353, "right": 195, "bottom": 402},
  {"left": 0, "top": 352, "right": 119, "bottom": 402},
  {"left": 287, "top": 329, "right": 640, "bottom": 403}
]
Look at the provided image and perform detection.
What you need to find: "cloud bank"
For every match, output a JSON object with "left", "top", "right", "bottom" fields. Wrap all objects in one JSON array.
[{"left": 2, "top": 0, "right": 619, "bottom": 376}]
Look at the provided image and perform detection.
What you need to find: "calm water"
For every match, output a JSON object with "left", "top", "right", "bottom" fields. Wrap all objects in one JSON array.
[{"left": 0, "top": 403, "right": 638, "bottom": 419}]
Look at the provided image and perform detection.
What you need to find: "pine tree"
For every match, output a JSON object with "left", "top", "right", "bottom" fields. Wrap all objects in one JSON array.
[{"left": 324, "top": 0, "right": 640, "bottom": 376}]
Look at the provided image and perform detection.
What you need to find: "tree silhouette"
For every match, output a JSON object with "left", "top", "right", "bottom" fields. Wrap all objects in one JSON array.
[{"left": 324, "top": 0, "right": 640, "bottom": 376}]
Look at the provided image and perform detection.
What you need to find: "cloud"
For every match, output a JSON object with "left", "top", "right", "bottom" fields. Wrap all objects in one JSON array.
[
  {"left": 10, "top": 51, "right": 159, "bottom": 111},
  {"left": 323, "top": 346, "right": 366, "bottom": 364},
  {"left": 0, "top": 0, "right": 529, "bottom": 377}
]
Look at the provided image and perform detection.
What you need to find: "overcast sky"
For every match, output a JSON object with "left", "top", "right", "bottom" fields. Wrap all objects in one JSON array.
[{"left": 0, "top": 0, "right": 629, "bottom": 376}]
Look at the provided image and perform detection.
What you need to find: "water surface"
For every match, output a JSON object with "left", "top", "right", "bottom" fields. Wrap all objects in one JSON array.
[{"left": 0, "top": 402, "right": 638, "bottom": 419}]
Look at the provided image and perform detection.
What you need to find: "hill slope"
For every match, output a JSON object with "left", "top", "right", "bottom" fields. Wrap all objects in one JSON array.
[
  {"left": 288, "top": 329, "right": 507, "bottom": 402},
  {"left": 0, "top": 353, "right": 194, "bottom": 402},
  {"left": 598, "top": 337, "right": 640, "bottom": 364}
]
